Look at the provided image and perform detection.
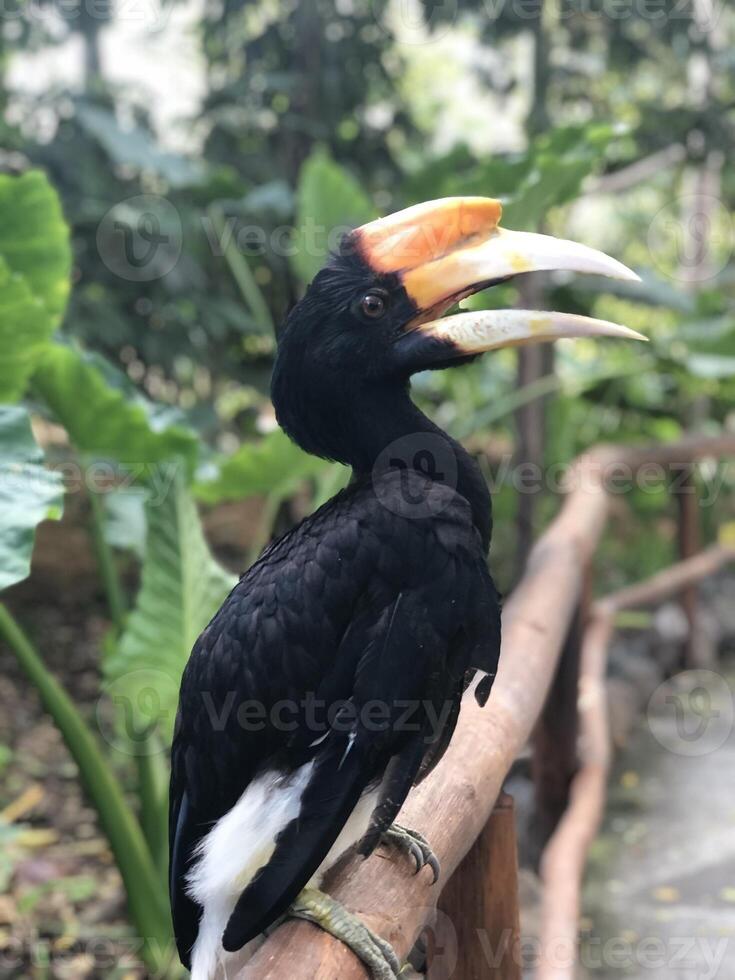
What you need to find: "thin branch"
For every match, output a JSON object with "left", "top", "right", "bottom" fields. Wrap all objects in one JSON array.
[
  {"left": 598, "top": 543, "right": 735, "bottom": 615},
  {"left": 585, "top": 144, "right": 686, "bottom": 195}
]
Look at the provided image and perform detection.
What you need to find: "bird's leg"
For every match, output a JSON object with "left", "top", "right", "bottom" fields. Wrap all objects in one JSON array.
[
  {"left": 287, "top": 887, "right": 402, "bottom": 980},
  {"left": 380, "top": 824, "right": 440, "bottom": 883}
]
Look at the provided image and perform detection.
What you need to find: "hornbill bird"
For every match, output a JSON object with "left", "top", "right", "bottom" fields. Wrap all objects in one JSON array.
[{"left": 170, "top": 196, "right": 643, "bottom": 979}]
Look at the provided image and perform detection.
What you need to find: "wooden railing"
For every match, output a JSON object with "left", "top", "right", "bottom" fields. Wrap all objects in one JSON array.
[{"left": 241, "top": 434, "right": 735, "bottom": 980}]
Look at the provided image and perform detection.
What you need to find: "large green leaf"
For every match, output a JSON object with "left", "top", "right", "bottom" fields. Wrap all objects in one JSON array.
[
  {"left": 104, "top": 473, "right": 236, "bottom": 746},
  {"left": 32, "top": 344, "right": 199, "bottom": 472},
  {"left": 0, "top": 406, "right": 64, "bottom": 591},
  {"left": 503, "top": 124, "right": 615, "bottom": 230},
  {"left": 406, "top": 123, "right": 616, "bottom": 232},
  {"left": 0, "top": 171, "right": 71, "bottom": 400},
  {"left": 195, "top": 428, "right": 332, "bottom": 504},
  {"left": 291, "top": 148, "right": 377, "bottom": 284},
  {"left": 0, "top": 258, "right": 54, "bottom": 402},
  {"left": 0, "top": 170, "right": 71, "bottom": 319}
]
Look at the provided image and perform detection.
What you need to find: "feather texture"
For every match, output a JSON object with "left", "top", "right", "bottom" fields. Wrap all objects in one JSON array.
[{"left": 169, "top": 467, "right": 501, "bottom": 969}]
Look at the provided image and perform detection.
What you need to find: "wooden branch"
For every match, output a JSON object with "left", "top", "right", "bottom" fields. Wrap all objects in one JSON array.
[
  {"left": 674, "top": 466, "right": 701, "bottom": 667},
  {"left": 429, "top": 792, "right": 521, "bottom": 979},
  {"left": 598, "top": 543, "right": 735, "bottom": 615},
  {"left": 242, "top": 434, "right": 735, "bottom": 980},
  {"left": 536, "top": 612, "right": 613, "bottom": 980},
  {"left": 531, "top": 600, "right": 586, "bottom": 858},
  {"left": 584, "top": 144, "right": 686, "bottom": 195},
  {"left": 536, "top": 541, "right": 735, "bottom": 980}
]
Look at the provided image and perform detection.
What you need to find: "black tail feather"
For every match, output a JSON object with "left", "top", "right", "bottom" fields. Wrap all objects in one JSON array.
[{"left": 221, "top": 738, "right": 370, "bottom": 952}]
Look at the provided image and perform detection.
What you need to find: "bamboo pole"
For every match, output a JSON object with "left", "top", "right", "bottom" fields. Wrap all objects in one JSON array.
[{"left": 242, "top": 434, "right": 735, "bottom": 980}]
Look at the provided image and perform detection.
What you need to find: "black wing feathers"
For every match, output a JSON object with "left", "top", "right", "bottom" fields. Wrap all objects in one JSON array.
[
  {"left": 223, "top": 589, "right": 437, "bottom": 950},
  {"left": 169, "top": 471, "right": 501, "bottom": 960}
]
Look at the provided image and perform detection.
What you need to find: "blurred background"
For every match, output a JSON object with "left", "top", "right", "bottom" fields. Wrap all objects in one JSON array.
[{"left": 1, "top": 0, "right": 735, "bottom": 977}]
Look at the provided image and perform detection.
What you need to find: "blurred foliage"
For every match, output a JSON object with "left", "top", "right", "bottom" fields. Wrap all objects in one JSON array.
[
  {"left": 1, "top": 0, "right": 735, "bottom": 971},
  {"left": 0, "top": 406, "right": 64, "bottom": 591},
  {"left": 0, "top": 171, "right": 70, "bottom": 399},
  {"left": 105, "top": 470, "right": 237, "bottom": 746}
]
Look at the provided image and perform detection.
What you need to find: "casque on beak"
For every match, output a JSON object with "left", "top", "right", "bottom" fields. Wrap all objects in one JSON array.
[{"left": 352, "top": 196, "right": 646, "bottom": 359}]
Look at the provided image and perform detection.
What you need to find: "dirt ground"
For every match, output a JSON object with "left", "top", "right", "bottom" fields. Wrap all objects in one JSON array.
[{"left": 0, "top": 597, "right": 147, "bottom": 980}]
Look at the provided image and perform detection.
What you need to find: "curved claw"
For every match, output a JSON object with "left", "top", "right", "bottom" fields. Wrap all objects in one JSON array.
[{"left": 381, "top": 824, "right": 441, "bottom": 885}]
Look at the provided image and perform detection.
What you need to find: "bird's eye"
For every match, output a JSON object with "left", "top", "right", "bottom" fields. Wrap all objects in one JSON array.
[{"left": 359, "top": 292, "right": 387, "bottom": 319}]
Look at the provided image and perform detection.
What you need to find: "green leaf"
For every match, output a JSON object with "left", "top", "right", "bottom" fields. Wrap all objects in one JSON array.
[
  {"left": 103, "top": 486, "right": 148, "bottom": 560},
  {"left": 32, "top": 344, "right": 199, "bottom": 473},
  {"left": 194, "top": 428, "right": 333, "bottom": 505},
  {"left": 0, "top": 171, "right": 72, "bottom": 400},
  {"left": 503, "top": 125, "right": 616, "bottom": 230},
  {"left": 679, "top": 316, "right": 735, "bottom": 353},
  {"left": 0, "top": 170, "right": 71, "bottom": 320},
  {"left": 409, "top": 124, "right": 616, "bottom": 232},
  {"left": 104, "top": 472, "right": 236, "bottom": 746},
  {"left": 0, "top": 258, "right": 54, "bottom": 402},
  {"left": 291, "top": 148, "right": 377, "bottom": 284},
  {"left": 0, "top": 406, "right": 64, "bottom": 591}
]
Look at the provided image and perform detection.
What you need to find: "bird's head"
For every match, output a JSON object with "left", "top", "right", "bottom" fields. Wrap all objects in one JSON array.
[{"left": 272, "top": 196, "right": 644, "bottom": 465}]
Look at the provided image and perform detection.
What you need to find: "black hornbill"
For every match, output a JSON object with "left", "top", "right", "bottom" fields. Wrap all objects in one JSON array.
[{"left": 169, "top": 197, "right": 642, "bottom": 978}]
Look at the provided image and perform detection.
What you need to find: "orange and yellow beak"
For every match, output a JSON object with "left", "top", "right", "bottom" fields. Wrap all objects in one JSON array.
[{"left": 352, "top": 196, "right": 645, "bottom": 354}]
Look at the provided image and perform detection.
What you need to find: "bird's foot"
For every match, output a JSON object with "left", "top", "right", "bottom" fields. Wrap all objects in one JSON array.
[
  {"left": 380, "top": 824, "right": 440, "bottom": 883},
  {"left": 288, "top": 887, "right": 403, "bottom": 980}
]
